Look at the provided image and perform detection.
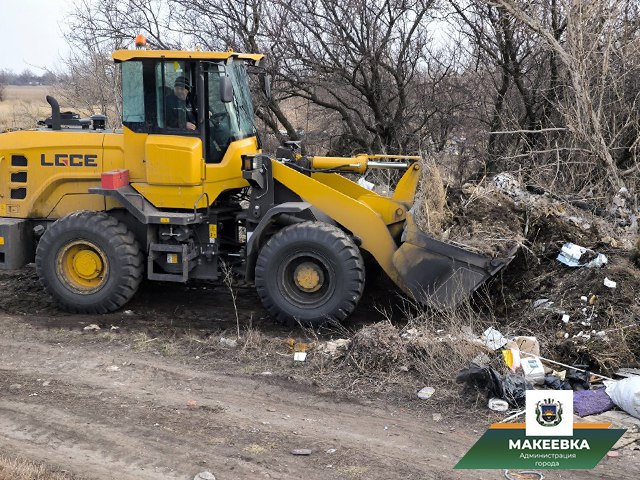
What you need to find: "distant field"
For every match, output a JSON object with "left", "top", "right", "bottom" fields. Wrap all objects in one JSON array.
[{"left": 0, "top": 85, "right": 53, "bottom": 131}]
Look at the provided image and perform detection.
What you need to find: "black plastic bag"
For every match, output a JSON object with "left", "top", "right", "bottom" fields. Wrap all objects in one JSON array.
[
  {"left": 503, "top": 374, "right": 530, "bottom": 407},
  {"left": 567, "top": 367, "right": 590, "bottom": 391},
  {"left": 455, "top": 364, "right": 504, "bottom": 399}
]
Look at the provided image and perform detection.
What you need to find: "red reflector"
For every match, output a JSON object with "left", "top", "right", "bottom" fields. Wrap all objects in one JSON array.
[{"left": 101, "top": 169, "right": 130, "bottom": 189}]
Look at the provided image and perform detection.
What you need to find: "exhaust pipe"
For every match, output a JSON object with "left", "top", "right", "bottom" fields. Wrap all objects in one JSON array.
[{"left": 46, "top": 96, "right": 61, "bottom": 131}]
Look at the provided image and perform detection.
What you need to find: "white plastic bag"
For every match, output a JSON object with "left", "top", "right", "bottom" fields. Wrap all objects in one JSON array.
[{"left": 606, "top": 377, "right": 640, "bottom": 419}]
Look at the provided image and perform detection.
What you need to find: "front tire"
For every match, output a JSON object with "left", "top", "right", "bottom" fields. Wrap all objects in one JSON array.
[
  {"left": 35, "top": 211, "right": 143, "bottom": 313},
  {"left": 255, "top": 221, "right": 365, "bottom": 327}
]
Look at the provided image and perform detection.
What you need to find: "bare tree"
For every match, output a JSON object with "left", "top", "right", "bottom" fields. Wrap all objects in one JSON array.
[
  {"left": 485, "top": 0, "right": 640, "bottom": 191},
  {"left": 265, "top": 0, "right": 449, "bottom": 154}
]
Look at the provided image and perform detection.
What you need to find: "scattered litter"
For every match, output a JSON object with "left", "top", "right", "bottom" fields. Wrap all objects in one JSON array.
[
  {"left": 606, "top": 377, "right": 640, "bottom": 419},
  {"left": 105, "top": 365, "right": 120, "bottom": 372},
  {"left": 514, "top": 337, "right": 540, "bottom": 357},
  {"left": 110, "top": 325, "right": 120, "bottom": 332},
  {"left": 42, "top": 380, "right": 50, "bottom": 387},
  {"left": 606, "top": 451, "right": 620, "bottom": 458},
  {"left": 553, "top": 370, "right": 566, "bottom": 381},
  {"left": 580, "top": 296, "right": 588, "bottom": 302},
  {"left": 432, "top": 413, "right": 443, "bottom": 422},
  {"left": 533, "top": 298, "right": 553, "bottom": 309},
  {"left": 293, "top": 351, "right": 307, "bottom": 362},
  {"left": 518, "top": 353, "right": 614, "bottom": 382},
  {"left": 604, "top": 277, "right": 617, "bottom": 289},
  {"left": 574, "top": 388, "right": 616, "bottom": 417},
  {"left": 456, "top": 365, "right": 504, "bottom": 400},
  {"left": 588, "top": 294, "right": 597, "bottom": 305},
  {"left": 123, "top": 310, "right": 134, "bottom": 315},
  {"left": 357, "top": 177, "right": 375, "bottom": 190},
  {"left": 561, "top": 314, "right": 570, "bottom": 323},
  {"left": 501, "top": 410, "right": 525, "bottom": 423},
  {"left": 521, "top": 357, "right": 545, "bottom": 385},
  {"left": 502, "top": 348, "right": 521, "bottom": 372},
  {"left": 83, "top": 324, "right": 100, "bottom": 331},
  {"left": 219, "top": 337, "right": 238, "bottom": 348},
  {"left": 286, "top": 338, "right": 313, "bottom": 353},
  {"left": 566, "top": 367, "right": 591, "bottom": 391},
  {"left": 556, "top": 242, "right": 607, "bottom": 268},
  {"left": 503, "top": 374, "right": 528, "bottom": 407},
  {"left": 482, "top": 327, "right": 508, "bottom": 350},
  {"left": 291, "top": 449, "right": 312, "bottom": 456},
  {"left": 317, "top": 338, "right": 351, "bottom": 357},
  {"left": 616, "top": 368, "right": 640, "bottom": 378},
  {"left": 456, "top": 365, "right": 529, "bottom": 407},
  {"left": 186, "top": 400, "right": 198, "bottom": 409},
  {"left": 544, "top": 375, "right": 566, "bottom": 390},
  {"left": 260, "top": 371, "right": 273, "bottom": 376},
  {"left": 489, "top": 398, "right": 509, "bottom": 412},
  {"left": 504, "top": 470, "right": 544, "bottom": 480},
  {"left": 417, "top": 386, "right": 435, "bottom": 400},
  {"left": 193, "top": 472, "right": 216, "bottom": 480},
  {"left": 326, "top": 448, "right": 337, "bottom": 454}
]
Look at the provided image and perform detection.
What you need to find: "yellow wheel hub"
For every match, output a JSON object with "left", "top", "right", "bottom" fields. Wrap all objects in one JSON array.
[
  {"left": 56, "top": 240, "right": 109, "bottom": 293},
  {"left": 294, "top": 262, "right": 323, "bottom": 292},
  {"left": 73, "top": 250, "right": 103, "bottom": 280}
]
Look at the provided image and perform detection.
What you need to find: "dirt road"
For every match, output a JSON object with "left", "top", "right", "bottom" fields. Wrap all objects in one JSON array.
[{"left": 0, "top": 268, "right": 638, "bottom": 479}]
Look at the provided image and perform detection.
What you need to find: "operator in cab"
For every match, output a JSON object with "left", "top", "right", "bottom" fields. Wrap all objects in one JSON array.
[{"left": 166, "top": 76, "right": 197, "bottom": 130}]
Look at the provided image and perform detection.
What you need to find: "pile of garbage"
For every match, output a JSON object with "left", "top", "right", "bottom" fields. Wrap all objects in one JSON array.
[
  {"left": 456, "top": 326, "right": 640, "bottom": 423},
  {"left": 414, "top": 171, "right": 638, "bottom": 258},
  {"left": 414, "top": 170, "right": 640, "bottom": 372}
]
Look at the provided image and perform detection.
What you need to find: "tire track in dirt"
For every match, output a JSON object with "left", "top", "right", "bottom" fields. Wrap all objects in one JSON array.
[
  {"left": 1, "top": 316, "right": 638, "bottom": 480},
  {"left": 0, "top": 325, "right": 441, "bottom": 479}
]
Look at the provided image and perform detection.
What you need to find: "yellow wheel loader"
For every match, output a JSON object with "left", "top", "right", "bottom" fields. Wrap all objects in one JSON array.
[{"left": 0, "top": 47, "right": 514, "bottom": 326}]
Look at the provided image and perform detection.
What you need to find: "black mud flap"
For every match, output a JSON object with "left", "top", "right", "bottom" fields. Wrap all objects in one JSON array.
[{"left": 392, "top": 218, "right": 517, "bottom": 308}]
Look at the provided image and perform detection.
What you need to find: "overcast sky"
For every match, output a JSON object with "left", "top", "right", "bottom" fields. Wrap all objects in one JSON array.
[{"left": 0, "top": 0, "right": 72, "bottom": 72}]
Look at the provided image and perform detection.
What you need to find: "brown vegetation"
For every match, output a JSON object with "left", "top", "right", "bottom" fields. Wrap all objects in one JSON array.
[
  {"left": 0, "top": 86, "right": 51, "bottom": 131},
  {"left": 0, "top": 454, "right": 80, "bottom": 480}
]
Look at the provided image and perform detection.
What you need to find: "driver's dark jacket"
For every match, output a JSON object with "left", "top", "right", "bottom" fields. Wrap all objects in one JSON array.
[{"left": 165, "top": 93, "right": 196, "bottom": 129}]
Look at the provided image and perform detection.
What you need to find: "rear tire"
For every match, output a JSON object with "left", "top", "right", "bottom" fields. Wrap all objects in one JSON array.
[
  {"left": 36, "top": 211, "right": 143, "bottom": 313},
  {"left": 255, "top": 221, "right": 365, "bottom": 327}
]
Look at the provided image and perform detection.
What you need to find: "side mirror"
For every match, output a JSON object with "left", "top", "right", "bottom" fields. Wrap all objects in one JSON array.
[
  {"left": 262, "top": 74, "right": 272, "bottom": 100},
  {"left": 219, "top": 76, "right": 233, "bottom": 103}
]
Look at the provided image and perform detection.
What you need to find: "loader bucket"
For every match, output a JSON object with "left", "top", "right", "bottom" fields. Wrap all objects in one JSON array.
[{"left": 392, "top": 217, "right": 517, "bottom": 308}]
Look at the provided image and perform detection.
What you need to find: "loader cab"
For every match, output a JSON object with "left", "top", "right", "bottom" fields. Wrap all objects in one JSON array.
[{"left": 117, "top": 53, "right": 258, "bottom": 164}]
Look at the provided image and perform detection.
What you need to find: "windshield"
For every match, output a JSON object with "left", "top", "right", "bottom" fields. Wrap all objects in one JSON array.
[{"left": 206, "top": 59, "right": 256, "bottom": 163}]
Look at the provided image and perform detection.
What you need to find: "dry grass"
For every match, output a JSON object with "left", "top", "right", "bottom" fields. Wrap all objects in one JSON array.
[
  {"left": 413, "top": 155, "right": 449, "bottom": 234},
  {"left": 0, "top": 86, "right": 52, "bottom": 131},
  {"left": 130, "top": 331, "right": 178, "bottom": 356},
  {"left": 347, "top": 321, "right": 409, "bottom": 373},
  {"left": 0, "top": 454, "right": 80, "bottom": 480}
]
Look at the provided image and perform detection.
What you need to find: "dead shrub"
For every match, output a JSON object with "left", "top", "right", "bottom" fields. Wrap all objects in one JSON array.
[
  {"left": 0, "top": 454, "right": 80, "bottom": 480},
  {"left": 413, "top": 156, "right": 449, "bottom": 235},
  {"left": 403, "top": 302, "right": 500, "bottom": 388},
  {"left": 347, "top": 322, "right": 409, "bottom": 373}
]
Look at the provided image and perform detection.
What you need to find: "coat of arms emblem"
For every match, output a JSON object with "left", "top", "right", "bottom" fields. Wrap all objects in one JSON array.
[{"left": 536, "top": 398, "right": 563, "bottom": 427}]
